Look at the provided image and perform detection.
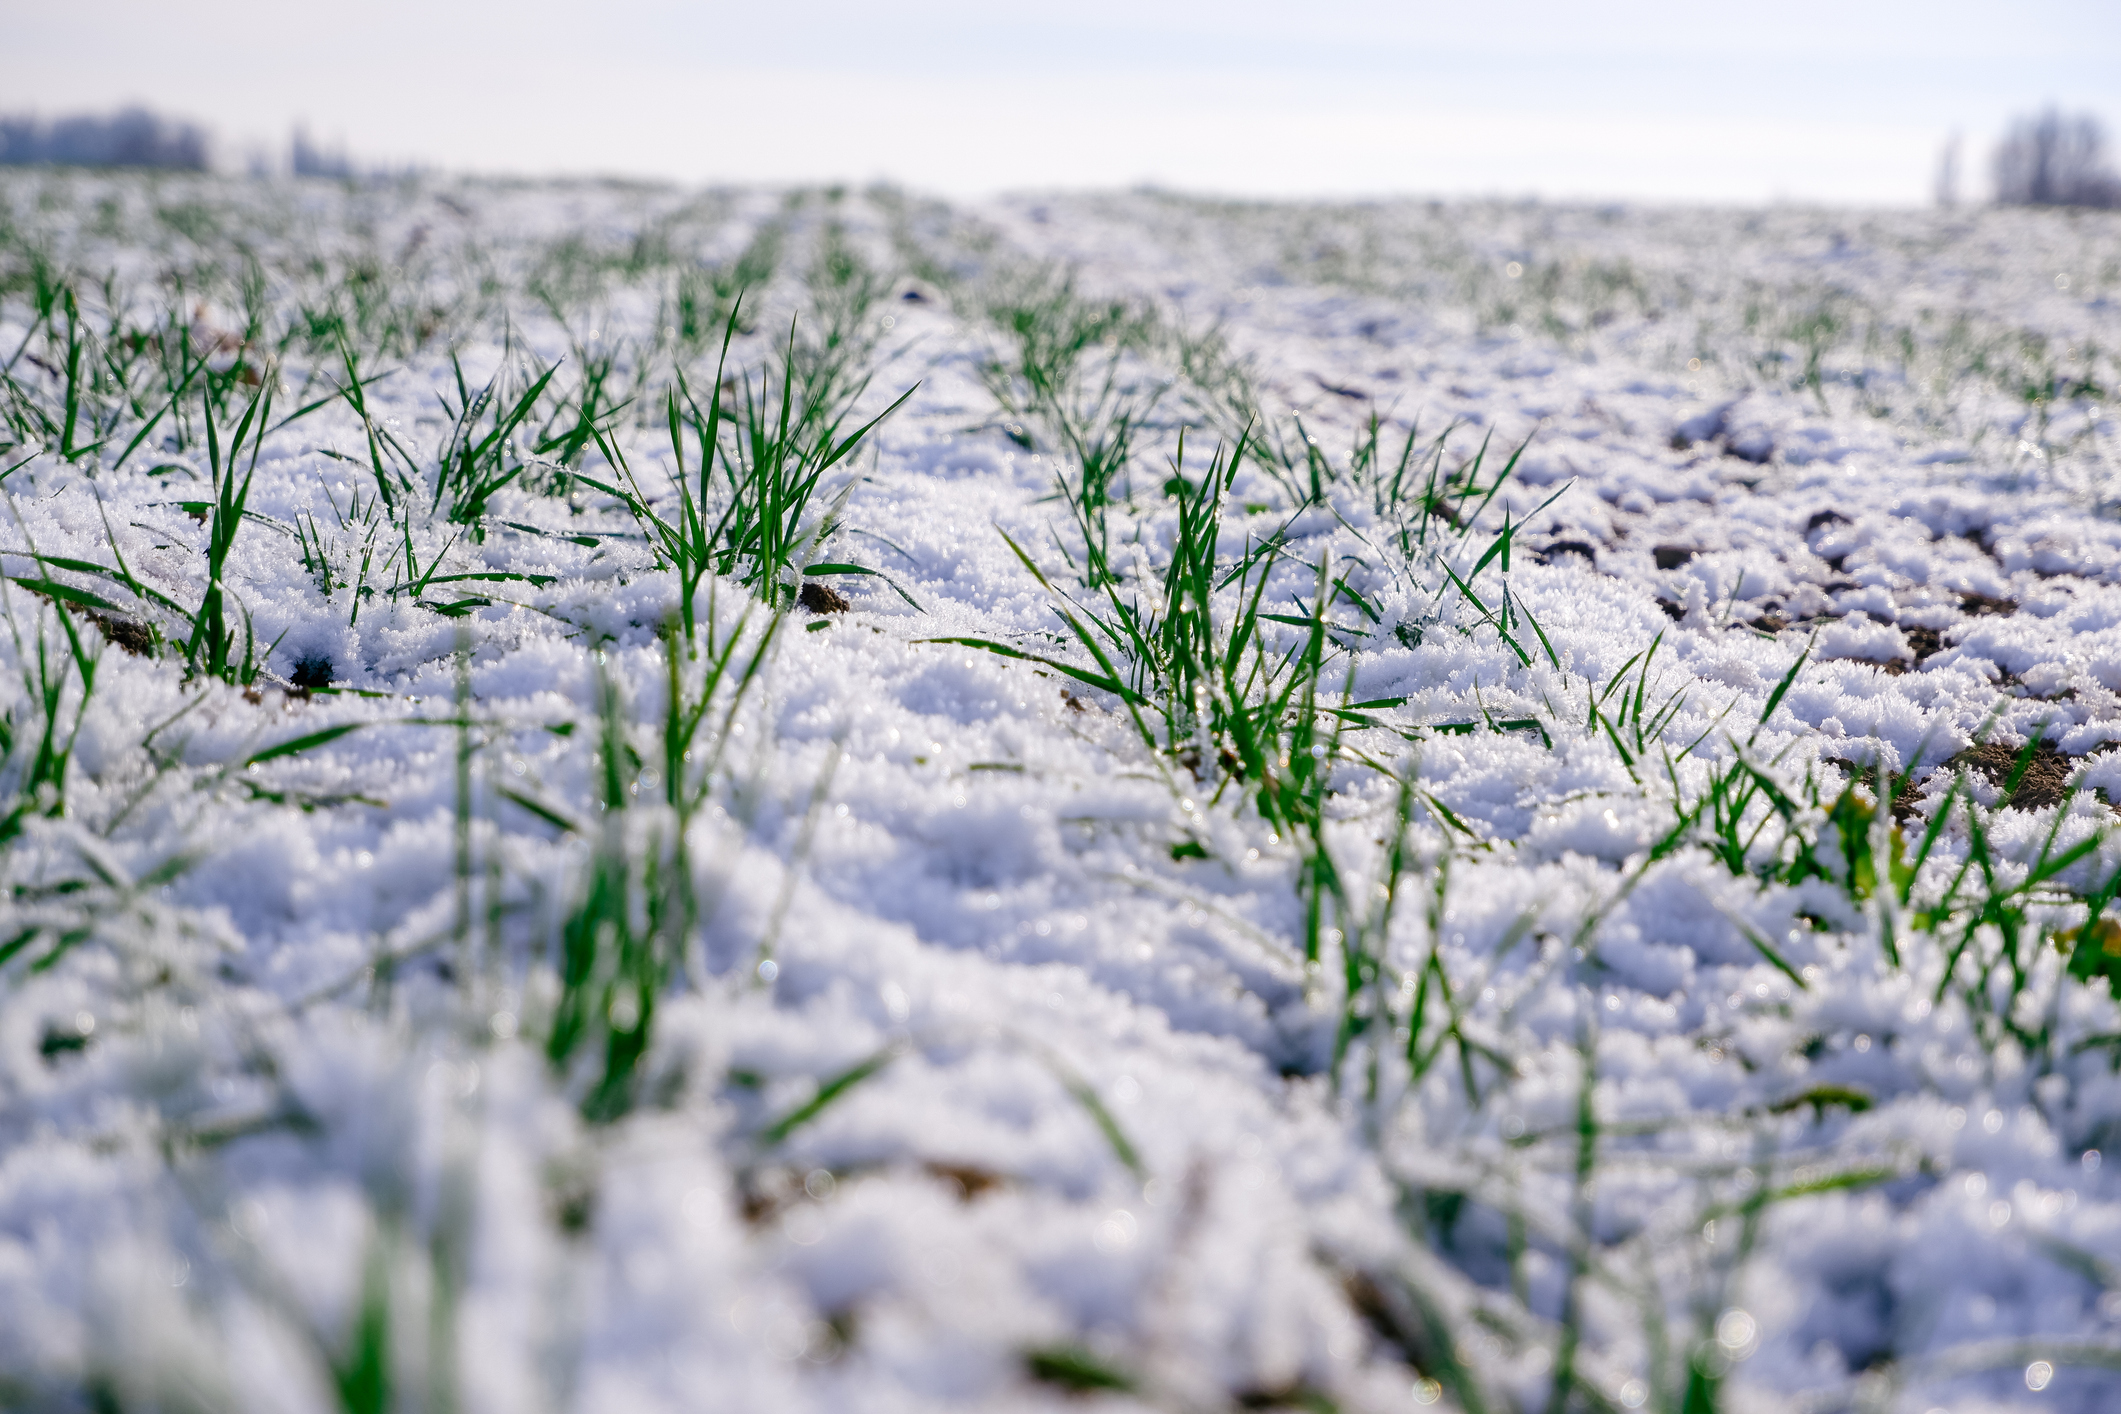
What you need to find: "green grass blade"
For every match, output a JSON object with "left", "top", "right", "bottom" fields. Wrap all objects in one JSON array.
[{"left": 246, "top": 723, "right": 366, "bottom": 766}]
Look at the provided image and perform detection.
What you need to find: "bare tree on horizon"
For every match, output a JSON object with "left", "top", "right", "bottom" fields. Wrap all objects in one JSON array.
[
  {"left": 1992, "top": 107, "right": 2120, "bottom": 209},
  {"left": 0, "top": 108, "right": 209, "bottom": 171},
  {"left": 1934, "top": 133, "right": 1961, "bottom": 209}
]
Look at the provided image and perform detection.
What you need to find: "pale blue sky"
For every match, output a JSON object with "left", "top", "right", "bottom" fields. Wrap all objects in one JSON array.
[{"left": 7, "top": 0, "right": 2118, "bottom": 202}]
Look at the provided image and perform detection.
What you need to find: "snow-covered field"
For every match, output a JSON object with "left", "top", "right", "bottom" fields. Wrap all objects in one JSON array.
[{"left": 1, "top": 172, "right": 2120, "bottom": 1414}]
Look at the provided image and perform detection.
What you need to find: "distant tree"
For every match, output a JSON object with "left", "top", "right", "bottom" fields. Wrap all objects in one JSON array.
[
  {"left": 1991, "top": 107, "right": 2120, "bottom": 209},
  {"left": 0, "top": 108, "right": 209, "bottom": 170},
  {"left": 1934, "top": 133, "right": 1961, "bottom": 209},
  {"left": 291, "top": 126, "right": 354, "bottom": 179}
]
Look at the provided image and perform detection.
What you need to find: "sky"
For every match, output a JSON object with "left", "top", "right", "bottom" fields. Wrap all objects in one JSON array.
[{"left": 6, "top": 0, "right": 2120, "bottom": 204}]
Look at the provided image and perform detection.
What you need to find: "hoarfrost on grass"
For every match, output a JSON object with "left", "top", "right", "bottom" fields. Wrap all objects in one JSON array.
[{"left": 0, "top": 172, "right": 2118, "bottom": 1411}]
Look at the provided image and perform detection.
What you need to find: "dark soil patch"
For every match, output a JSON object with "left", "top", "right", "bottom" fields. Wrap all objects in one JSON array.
[
  {"left": 1828, "top": 757, "right": 1926, "bottom": 822},
  {"left": 798, "top": 582, "right": 851, "bottom": 614},
  {"left": 290, "top": 653, "right": 334, "bottom": 694},
  {"left": 1538, "top": 539, "right": 1599, "bottom": 566},
  {"left": 924, "top": 1162, "right": 1006, "bottom": 1202},
  {"left": 1236, "top": 1384, "right": 1341, "bottom": 1411},
  {"left": 12, "top": 581, "right": 154, "bottom": 656},
  {"left": 1653, "top": 545, "right": 1695, "bottom": 570},
  {"left": 1178, "top": 744, "right": 1244, "bottom": 781},
  {"left": 1726, "top": 432, "right": 1774, "bottom": 464},
  {"left": 87, "top": 613, "right": 153, "bottom": 656},
  {"left": 1953, "top": 740, "right": 2078, "bottom": 811},
  {"left": 1880, "top": 624, "right": 1946, "bottom": 674},
  {"left": 1960, "top": 592, "right": 2017, "bottom": 617},
  {"left": 1805, "top": 509, "right": 1849, "bottom": 534}
]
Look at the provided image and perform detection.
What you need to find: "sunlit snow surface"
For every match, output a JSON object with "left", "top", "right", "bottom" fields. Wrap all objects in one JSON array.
[{"left": 1, "top": 174, "right": 2120, "bottom": 1413}]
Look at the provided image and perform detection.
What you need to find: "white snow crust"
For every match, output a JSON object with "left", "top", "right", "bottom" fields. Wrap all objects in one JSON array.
[{"left": 0, "top": 172, "right": 2119, "bottom": 1413}]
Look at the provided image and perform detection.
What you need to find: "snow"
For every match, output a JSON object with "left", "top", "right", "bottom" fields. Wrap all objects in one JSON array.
[{"left": 0, "top": 171, "right": 2119, "bottom": 1411}]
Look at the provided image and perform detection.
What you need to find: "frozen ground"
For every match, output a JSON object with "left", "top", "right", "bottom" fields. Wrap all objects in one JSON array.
[{"left": 0, "top": 173, "right": 2119, "bottom": 1413}]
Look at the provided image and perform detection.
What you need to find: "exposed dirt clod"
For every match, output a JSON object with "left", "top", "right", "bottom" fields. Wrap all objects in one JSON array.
[
  {"left": 290, "top": 654, "right": 334, "bottom": 693},
  {"left": 798, "top": 581, "right": 851, "bottom": 614},
  {"left": 1953, "top": 740, "right": 2078, "bottom": 811},
  {"left": 88, "top": 613, "right": 153, "bottom": 656},
  {"left": 1539, "top": 539, "right": 1598, "bottom": 566}
]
